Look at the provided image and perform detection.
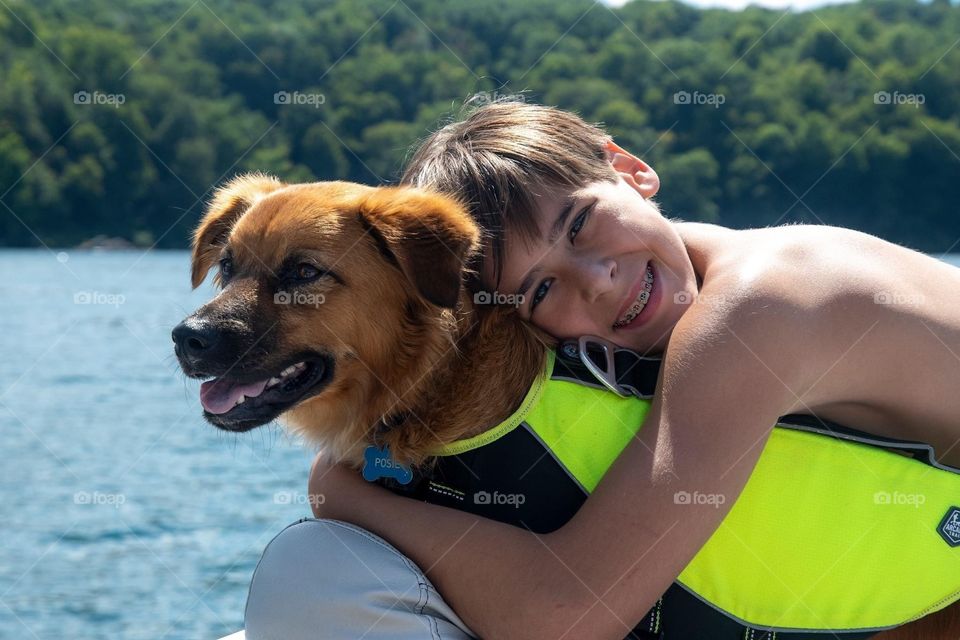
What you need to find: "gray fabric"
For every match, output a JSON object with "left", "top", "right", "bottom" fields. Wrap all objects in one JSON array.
[{"left": 242, "top": 518, "right": 479, "bottom": 640}]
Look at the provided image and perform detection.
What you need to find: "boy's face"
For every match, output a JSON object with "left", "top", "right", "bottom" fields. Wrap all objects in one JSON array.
[{"left": 480, "top": 146, "right": 699, "bottom": 355}]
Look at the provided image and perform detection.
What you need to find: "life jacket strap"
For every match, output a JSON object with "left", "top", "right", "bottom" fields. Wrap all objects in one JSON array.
[{"left": 558, "top": 335, "right": 661, "bottom": 398}]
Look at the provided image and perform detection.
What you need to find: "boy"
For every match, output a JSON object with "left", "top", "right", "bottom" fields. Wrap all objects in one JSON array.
[{"left": 308, "top": 99, "right": 960, "bottom": 639}]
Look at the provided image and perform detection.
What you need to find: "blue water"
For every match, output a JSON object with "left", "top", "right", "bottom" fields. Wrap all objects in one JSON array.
[
  {"left": 1, "top": 250, "right": 318, "bottom": 640},
  {"left": 2, "top": 248, "right": 960, "bottom": 639}
]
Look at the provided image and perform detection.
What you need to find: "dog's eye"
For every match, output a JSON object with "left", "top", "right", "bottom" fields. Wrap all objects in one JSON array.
[
  {"left": 219, "top": 258, "right": 233, "bottom": 280},
  {"left": 295, "top": 263, "right": 320, "bottom": 281}
]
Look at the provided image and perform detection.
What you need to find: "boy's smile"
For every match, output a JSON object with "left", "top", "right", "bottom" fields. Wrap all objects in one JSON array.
[
  {"left": 612, "top": 261, "right": 658, "bottom": 329},
  {"left": 480, "top": 147, "right": 700, "bottom": 355}
]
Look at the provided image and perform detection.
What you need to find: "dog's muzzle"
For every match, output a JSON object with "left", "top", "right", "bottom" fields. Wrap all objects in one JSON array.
[{"left": 173, "top": 315, "right": 334, "bottom": 431}]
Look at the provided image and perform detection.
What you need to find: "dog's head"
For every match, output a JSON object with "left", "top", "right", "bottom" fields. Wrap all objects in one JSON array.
[{"left": 173, "top": 174, "right": 480, "bottom": 458}]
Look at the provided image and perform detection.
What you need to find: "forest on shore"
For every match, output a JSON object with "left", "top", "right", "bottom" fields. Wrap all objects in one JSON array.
[{"left": 1, "top": 0, "right": 958, "bottom": 251}]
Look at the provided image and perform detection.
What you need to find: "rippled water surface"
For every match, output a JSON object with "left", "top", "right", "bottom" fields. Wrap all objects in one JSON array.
[{"left": 1, "top": 249, "right": 317, "bottom": 640}]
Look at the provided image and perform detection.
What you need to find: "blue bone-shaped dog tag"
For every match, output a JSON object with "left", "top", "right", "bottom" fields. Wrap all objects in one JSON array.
[{"left": 362, "top": 445, "right": 413, "bottom": 485}]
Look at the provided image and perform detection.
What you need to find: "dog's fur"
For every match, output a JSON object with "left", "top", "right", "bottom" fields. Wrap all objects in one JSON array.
[{"left": 175, "top": 174, "right": 552, "bottom": 467}]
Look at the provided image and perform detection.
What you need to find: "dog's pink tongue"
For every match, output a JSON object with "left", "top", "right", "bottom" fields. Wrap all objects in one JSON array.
[{"left": 200, "top": 378, "right": 270, "bottom": 415}]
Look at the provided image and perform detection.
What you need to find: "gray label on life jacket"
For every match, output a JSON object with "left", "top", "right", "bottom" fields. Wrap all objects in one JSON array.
[{"left": 937, "top": 507, "right": 960, "bottom": 546}]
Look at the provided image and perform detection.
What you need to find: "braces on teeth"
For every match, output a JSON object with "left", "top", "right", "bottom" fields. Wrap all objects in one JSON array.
[{"left": 614, "top": 265, "right": 655, "bottom": 328}]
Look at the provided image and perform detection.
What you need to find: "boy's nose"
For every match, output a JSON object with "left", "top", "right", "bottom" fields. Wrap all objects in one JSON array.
[{"left": 574, "top": 258, "right": 617, "bottom": 304}]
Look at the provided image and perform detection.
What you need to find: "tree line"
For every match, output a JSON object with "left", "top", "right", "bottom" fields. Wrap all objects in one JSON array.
[{"left": 1, "top": 0, "right": 958, "bottom": 251}]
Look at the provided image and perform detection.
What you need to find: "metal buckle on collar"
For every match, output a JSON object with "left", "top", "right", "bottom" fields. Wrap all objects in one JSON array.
[{"left": 575, "top": 335, "right": 631, "bottom": 398}]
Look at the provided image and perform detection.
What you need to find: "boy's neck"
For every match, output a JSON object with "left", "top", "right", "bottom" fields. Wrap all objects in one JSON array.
[{"left": 675, "top": 221, "right": 730, "bottom": 290}]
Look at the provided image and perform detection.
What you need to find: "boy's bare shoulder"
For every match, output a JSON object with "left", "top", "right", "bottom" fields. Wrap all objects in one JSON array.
[
  {"left": 694, "top": 222, "right": 930, "bottom": 312},
  {"left": 676, "top": 222, "right": 960, "bottom": 443},
  {"left": 675, "top": 223, "right": 890, "bottom": 386}
]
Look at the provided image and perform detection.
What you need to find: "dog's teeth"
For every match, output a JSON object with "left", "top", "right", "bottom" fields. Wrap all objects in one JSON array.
[
  {"left": 272, "top": 362, "right": 308, "bottom": 385},
  {"left": 281, "top": 362, "right": 307, "bottom": 378},
  {"left": 235, "top": 396, "right": 246, "bottom": 406}
]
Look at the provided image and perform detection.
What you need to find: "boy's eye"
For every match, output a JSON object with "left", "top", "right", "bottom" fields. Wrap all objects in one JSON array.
[
  {"left": 569, "top": 203, "right": 592, "bottom": 244},
  {"left": 530, "top": 279, "right": 552, "bottom": 313}
]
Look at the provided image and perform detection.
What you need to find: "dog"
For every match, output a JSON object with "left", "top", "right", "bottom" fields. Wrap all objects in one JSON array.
[
  {"left": 172, "top": 173, "right": 550, "bottom": 467},
  {"left": 172, "top": 174, "right": 959, "bottom": 640}
]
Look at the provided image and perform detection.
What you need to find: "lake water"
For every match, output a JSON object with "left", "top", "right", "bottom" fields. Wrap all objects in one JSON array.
[
  {"left": 1, "top": 250, "right": 317, "bottom": 640},
  {"left": 2, "top": 248, "right": 960, "bottom": 639}
]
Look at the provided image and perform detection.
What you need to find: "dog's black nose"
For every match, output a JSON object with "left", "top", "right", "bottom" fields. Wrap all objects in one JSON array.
[{"left": 172, "top": 319, "right": 221, "bottom": 359}]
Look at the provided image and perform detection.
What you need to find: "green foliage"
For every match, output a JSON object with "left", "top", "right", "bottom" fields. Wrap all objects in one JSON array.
[{"left": 0, "top": 0, "right": 958, "bottom": 250}]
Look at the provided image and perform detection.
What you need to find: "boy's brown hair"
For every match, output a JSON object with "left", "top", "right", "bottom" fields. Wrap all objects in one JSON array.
[{"left": 400, "top": 97, "right": 618, "bottom": 292}]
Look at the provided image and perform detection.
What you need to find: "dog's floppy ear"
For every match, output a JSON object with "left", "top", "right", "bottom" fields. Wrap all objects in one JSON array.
[
  {"left": 190, "top": 173, "right": 285, "bottom": 288},
  {"left": 358, "top": 187, "right": 481, "bottom": 309}
]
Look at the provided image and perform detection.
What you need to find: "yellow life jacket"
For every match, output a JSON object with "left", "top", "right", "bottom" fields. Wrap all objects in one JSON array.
[{"left": 384, "top": 340, "right": 960, "bottom": 639}]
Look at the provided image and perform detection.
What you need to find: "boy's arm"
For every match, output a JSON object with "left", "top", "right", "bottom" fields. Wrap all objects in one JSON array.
[{"left": 311, "top": 295, "right": 808, "bottom": 640}]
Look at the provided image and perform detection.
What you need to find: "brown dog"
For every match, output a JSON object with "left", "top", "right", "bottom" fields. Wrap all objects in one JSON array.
[
  {"left": 172, "top": 173, "right": 549, "bottom": 467},
  {"left": 172, "top": 174, "right": 958, "bottom": 639}
]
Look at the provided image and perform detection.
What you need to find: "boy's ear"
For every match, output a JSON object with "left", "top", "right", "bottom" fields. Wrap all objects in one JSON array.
[
  {"left": 358, "top": 187, "right": 481, "bottom": 309},
  {"left": 604, "top": 140, "right": 660, "bottom": 198},
  {"left": 190, "top": 173, "right": 285, "bottom": 288}
]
